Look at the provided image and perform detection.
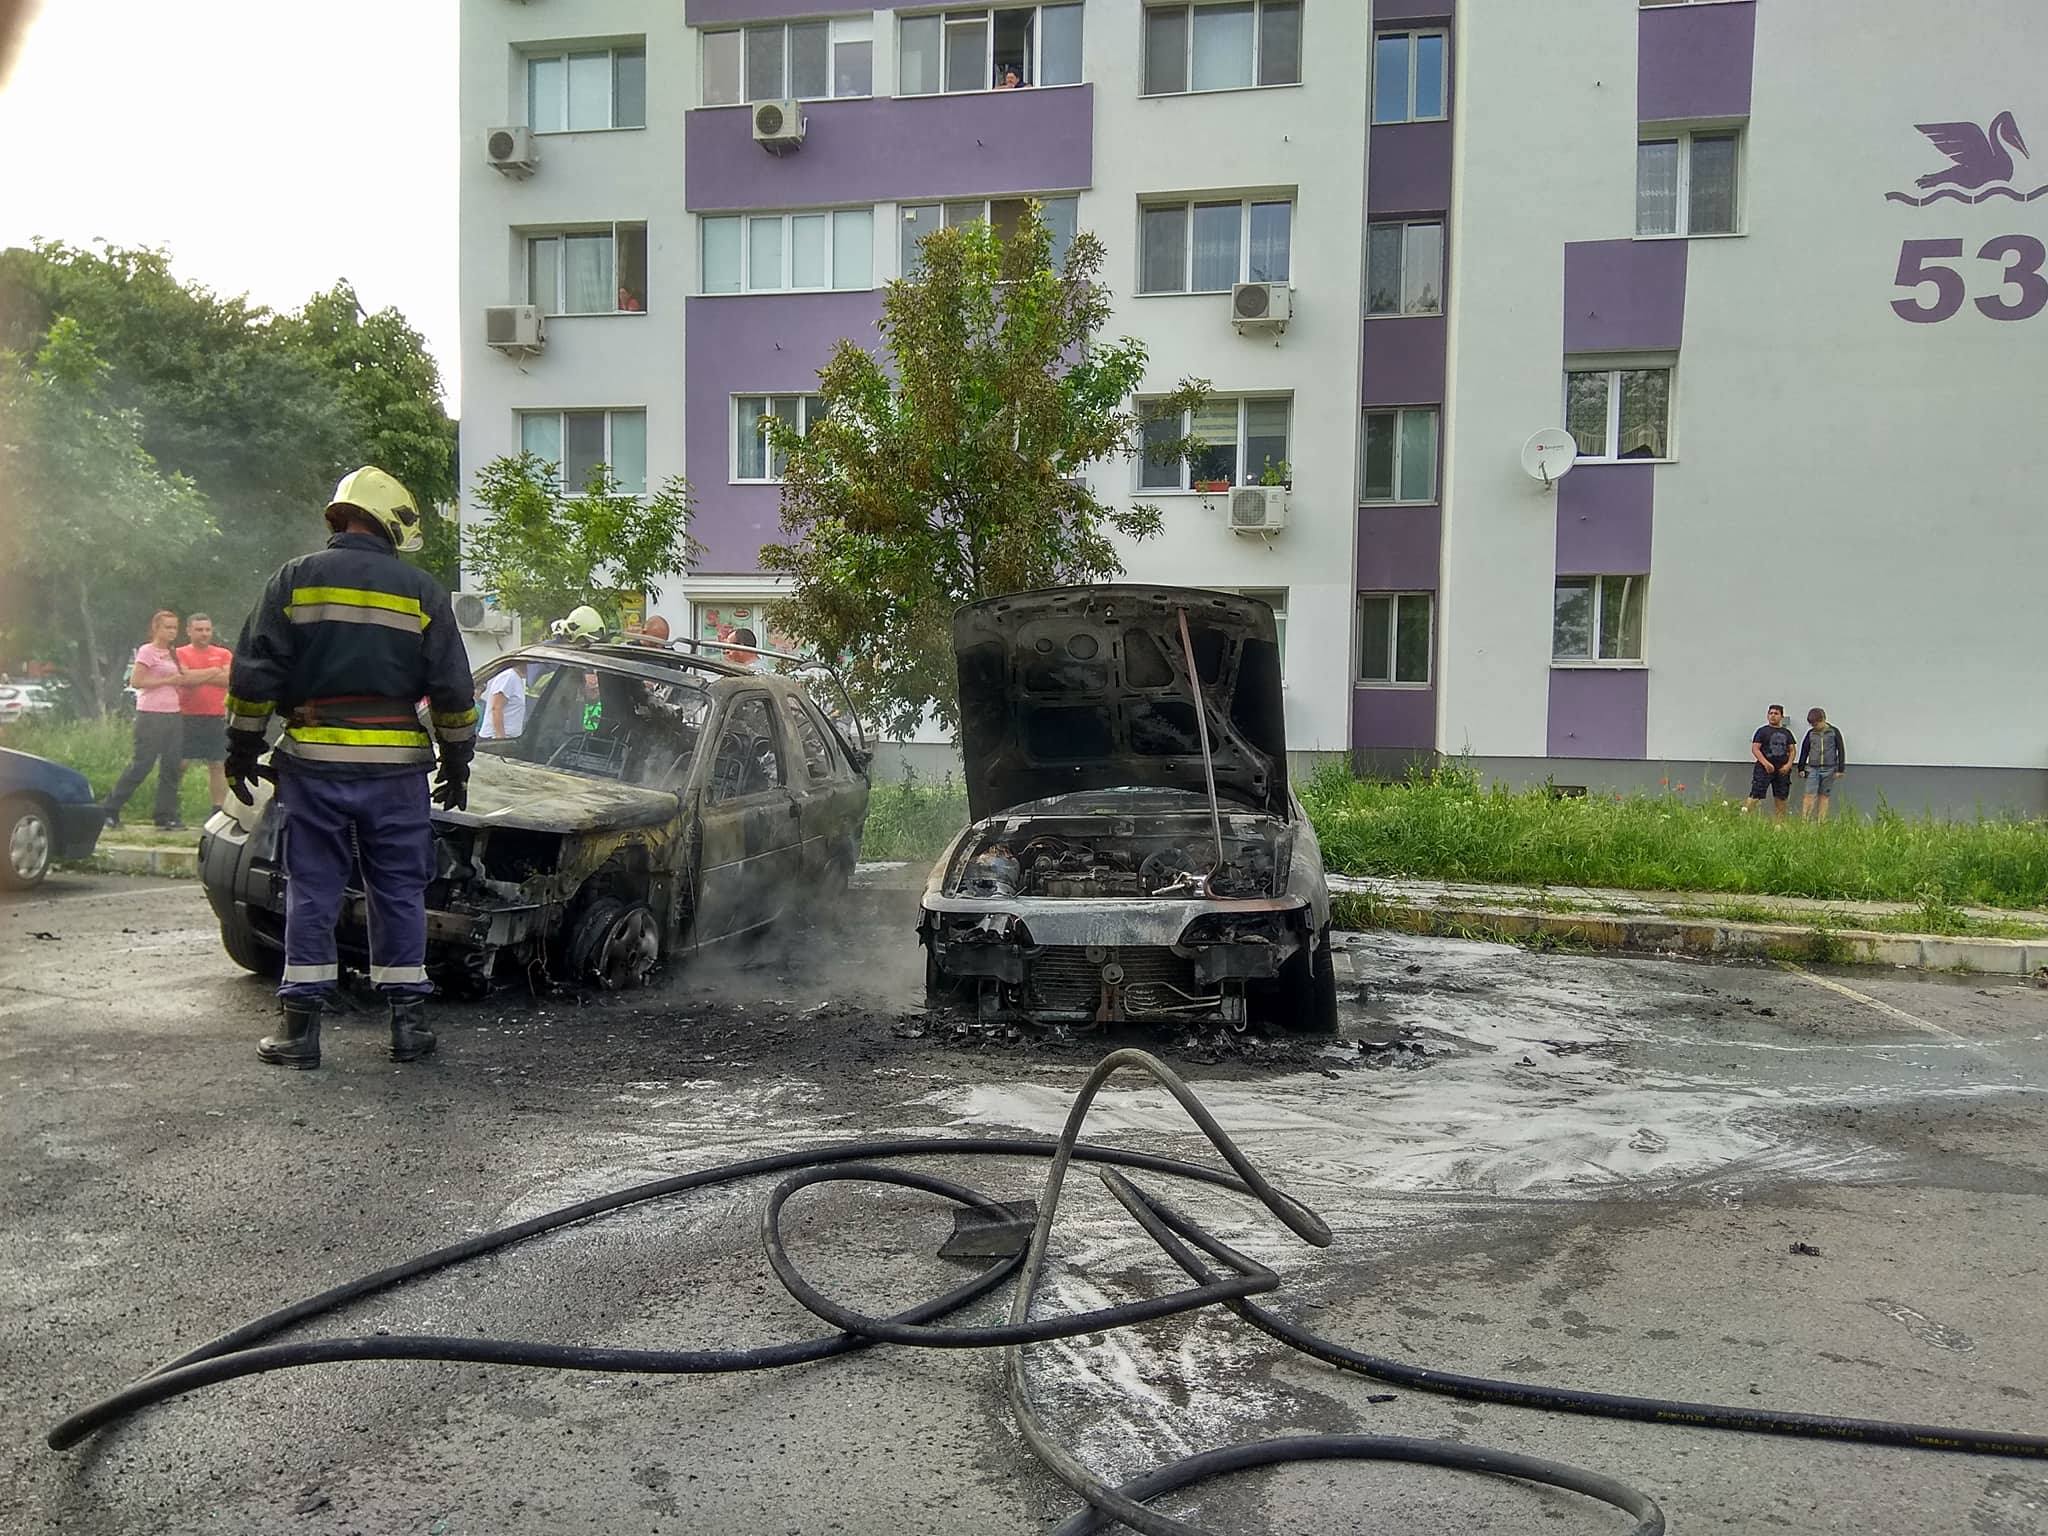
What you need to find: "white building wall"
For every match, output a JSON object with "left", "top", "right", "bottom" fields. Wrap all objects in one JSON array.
[
  {"left": 1086, "top": 0, "right": 1369, "bottom": 755},
  {"left": 457, "top": 0, "right": 688, "bottom": 613},
  {"left": 1442, "top": 0, "right": 2048, "bottom": 776}
]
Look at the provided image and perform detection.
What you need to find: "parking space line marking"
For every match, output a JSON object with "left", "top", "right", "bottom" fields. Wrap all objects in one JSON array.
[{"left": 1776, "top": 962, "right": 1972, "bottom": 1043}]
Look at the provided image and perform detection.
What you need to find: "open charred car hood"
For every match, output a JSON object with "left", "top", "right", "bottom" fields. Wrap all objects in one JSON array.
[
  {"left": 953, "top": 585, "right": 1288, "bottom": 824},
  {"left": 434, "top": 754, "right": 678, "bottom": 834}
]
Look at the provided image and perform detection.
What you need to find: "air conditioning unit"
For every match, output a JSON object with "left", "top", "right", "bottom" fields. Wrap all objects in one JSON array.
[
  {"left": 484, "top": 304, "right": 545, "bottom": 356},
  {"left": 1228, "top": 486, "right": 1289, "bottom": 535},
  {"left": 486, "top": 126, "right": 537, "bottom": 176},
  {"left": 752, "top": 99, "right": 806, "bottom": 153},
  {"left": 453, "top": 593, "right": 512, "bottom": 634},
  {"left": 1231, "top": 282, "right": 1291, "bottom": 332}
]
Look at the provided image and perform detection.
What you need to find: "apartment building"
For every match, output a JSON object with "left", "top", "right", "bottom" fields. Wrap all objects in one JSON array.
[{"left": 459, "top": 0, "right": 2048, "bottom": 807}]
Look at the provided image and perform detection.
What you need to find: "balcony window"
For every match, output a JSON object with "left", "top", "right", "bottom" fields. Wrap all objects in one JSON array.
[
  {"left": 527, "top": 45, "right": 645, "bottom": 131},
  {"left": 526, "top": 223, "right": 648, "bottom": 314},
  {"left": 702, "top": 209, "right": 875, "bottom": 294},
  {"left": 899, "top": 5, "right": 1083, "bottom": 95},
  {"left": 901, "top": 195, "right": 1078, "bottom": 274},
  {"left": 733, "top": 394, "right": 826, "bottom": 482},
  {"left": 703, "top": 17, "right": 873, "bottom": 105}
]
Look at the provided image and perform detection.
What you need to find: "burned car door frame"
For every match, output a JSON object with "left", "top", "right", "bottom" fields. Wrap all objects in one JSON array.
[{"left": 692, "top": 689, "right": 804, "bottom": 944}]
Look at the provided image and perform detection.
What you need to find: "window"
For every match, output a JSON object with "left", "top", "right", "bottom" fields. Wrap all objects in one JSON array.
[
  {"left": 901, "top": 196, "right": 1078, "bottom": 274},
  {"left": 1372, "top": 30, "right": 1446, "bottom": 124},
  {"left": 1142, "top": 1, "right": 1300, "bottom": 94},
  {"left": 703, "top": 18, "right": 872, "bottom": 104},
  {"left": 733, "top": 394, "right": 826, "bottom": 482},
  {"left": 1553, "top": 576, "right": 1646, "bottom": 664},
  {"left": 1358, "top": 594, "right": 1432, "bottom": 685},
  {"left": 1137, "top": 198, "right": 1292, "bottom": 292},
  {"left": 527, "top": 46, "right": 645, "bottom": 131},
  {"left": 1564, "top": 367, "right": 1672, "bottom": 460},
  {"left": 708, "top": 695, "right": 787, "bottom": 802},
  {"left": 1636, "top": 130, "right": 1740, "bottom": 236},
  {"left": 702, "top": 209, "right": 874, "bottom": 293},
  {"left": 782, "top": 695, "right": 839, "bottom": 781},
  {"left": 519, "top": 409, "right": 648, "bottom": 495},
  {"left": 1364, "top": 219, "right": 1443, "bottom": 316},
  {"left": 1139, "top": 396, "right": 1290, "bottom": 490},
  {"left": 898, "top": 5, "right": 1083, "bottom": 95},
  {"left": 527, "top": 223, "right": 648, "bottom": 314},
  {"left": 1361, "top": 408, "right": 1438, "bottom": 503}
]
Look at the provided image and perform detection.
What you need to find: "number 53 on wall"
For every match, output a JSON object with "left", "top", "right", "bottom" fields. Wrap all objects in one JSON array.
[{"left": 1892, "top": 236, "right": 2047, "bottom": 322}]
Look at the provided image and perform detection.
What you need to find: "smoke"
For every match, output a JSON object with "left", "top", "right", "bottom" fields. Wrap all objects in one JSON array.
[
  {"left": 0, "top": 0, "right": 38, "bottom": 89},
  {"left": 657, "top": 881, "right": 929, "bottom": 1016}
]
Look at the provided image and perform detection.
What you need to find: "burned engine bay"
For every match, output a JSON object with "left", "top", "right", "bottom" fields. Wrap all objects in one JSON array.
[
  {"left": 924, "top": 801, "right": 1323, "bottom": 1028},
  {"left": 946, "top": 810, "right": 1284, "bottom": 902}
]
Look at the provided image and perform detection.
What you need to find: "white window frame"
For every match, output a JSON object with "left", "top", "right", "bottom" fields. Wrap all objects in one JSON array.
[
  {"left": 1357, "top": 592, "right": 1433, "bottom": 687},
  {"left": 1138, "top": 395, "right": 1292, "bottom": 493},
  {"left": 1371, "top": 29, "right": 1447, "bottom": 125},
  {"left": 1563, "top": 365, "right": 1674, "bottom": 463},
  {"left": 1364, "top": 218, "right": 1443, "bottom": 317},
  {"left": 700, "top": 209, "right": 875, "bottom": 295},
  {"left": 1360, "top": 407, "right": 1439, "bottom": 505},
  {"left": 1635, "top": 128, "right": 1743, "bottom": 238},
  {"left": 896, "top": 5, "right": 1086, "bottom": 97},
  {"left": 524, "top": 222, "right": 648, "bottom": 316},
  {"left": 730, "top": 393, "right": 826, "bottom": 484},
  {"left": 899, "top": 195, "right": 1080, "bottom": 274},
  {"left": 525, "top": 45, "right": 646, "bottom": 132},
  {"left": 1552, "top": 576, "right": 1648, "bottom": 666},
  {"left": 1136, "top": 196, "right": 1294, "bottom": 294},
  {"left": 517, "top": 408, "right": 648, "bottom": 495},
  {"left": 1140, "top": 0, "right": 1302, "bottom": 97},
  {"left": 702, "top": 18, "right": 873, "bottom": 105}
]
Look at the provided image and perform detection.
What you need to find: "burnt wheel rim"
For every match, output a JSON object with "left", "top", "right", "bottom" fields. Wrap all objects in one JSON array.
[
  {"left": 10, "top": 811, "right": 51, "bottom": 882},
  {"left": 594, "top": 906, "right": 660, "bottom": 989}
]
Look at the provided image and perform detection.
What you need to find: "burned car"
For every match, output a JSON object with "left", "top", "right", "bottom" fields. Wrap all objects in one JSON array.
[
  {"left": 919, "top": 586, "right": 1337, "bottom": 1032},
  {"left": 199, "top": 642, "right": 870, "bottom": 991}
]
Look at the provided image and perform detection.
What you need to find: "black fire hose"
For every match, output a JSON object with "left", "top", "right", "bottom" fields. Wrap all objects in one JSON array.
[{"left": 46, "top": 1049, "right": 2048, "bottom": 1535}]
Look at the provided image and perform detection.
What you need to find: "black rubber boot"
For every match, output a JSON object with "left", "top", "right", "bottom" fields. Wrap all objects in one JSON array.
[
  {"left": 388, "top": 996, "right": 437, "bottom": 1063},
  {"left": 257, "top": 1001, "right": 322, "bottom": 1069}
]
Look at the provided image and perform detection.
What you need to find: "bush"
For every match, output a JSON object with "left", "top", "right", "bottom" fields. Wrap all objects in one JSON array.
[{"left": 860, "top": 772, "right": 970, "bottom": 862}]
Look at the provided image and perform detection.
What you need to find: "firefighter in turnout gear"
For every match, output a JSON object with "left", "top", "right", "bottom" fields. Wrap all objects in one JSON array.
[{"left": 223, "top": 467, "right": 479, "bottom": 1068}]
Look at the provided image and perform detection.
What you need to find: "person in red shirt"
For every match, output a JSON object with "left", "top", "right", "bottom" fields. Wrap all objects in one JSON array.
[{"left": 175, "top": 613, "right": 234, "bottom": 812}]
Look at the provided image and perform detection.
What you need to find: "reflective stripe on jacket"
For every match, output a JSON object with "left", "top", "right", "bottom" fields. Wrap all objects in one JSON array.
[{"left": 227, "top": 531, "right": 478, "bottom": 776}]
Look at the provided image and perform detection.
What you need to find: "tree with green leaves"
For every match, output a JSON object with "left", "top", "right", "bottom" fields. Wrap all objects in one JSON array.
[
  {"left": 760, "top": 205, "right": 1205, "bottom": 739},
  {"left": 0, "top": 318, "right": 217, "bottom": 714},
  {"left": 275, "top": 282, "right": 461, "bottom": 588},
  {"left": 465, "top": 455, "right": 702, "bottom": 633}
]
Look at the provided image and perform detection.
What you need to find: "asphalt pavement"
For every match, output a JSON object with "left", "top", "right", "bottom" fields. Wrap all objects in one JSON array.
[{"left": 4, "top": 871, "right": 2047, "bottom": 1535}]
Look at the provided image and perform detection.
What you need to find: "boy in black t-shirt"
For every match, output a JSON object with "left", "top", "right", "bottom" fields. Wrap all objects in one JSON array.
[{"left": 1743, "top": 704, "right": 1796, "bottom": 817}]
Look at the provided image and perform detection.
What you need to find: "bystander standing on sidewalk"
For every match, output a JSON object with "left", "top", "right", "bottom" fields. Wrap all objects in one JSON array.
[
  {"left": 175, "top": 613, "right": 233, "bottom": 813},
  {"left": 1798, "top": 707, "right": 1848, "bottom": 821},
  {"left": 102, "top": 610, "right": 189, "bottom": 830},
  {"left": 1742, "top": 703, "right": 1796, "bottom": 818}
]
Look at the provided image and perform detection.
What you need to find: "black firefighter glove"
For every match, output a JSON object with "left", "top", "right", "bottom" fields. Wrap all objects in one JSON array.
[
  {"left": 434, "top": 742, "right": 474, "bottom": 812},
  {"left": 225, "top": 730, "right": 268, "bottom": 806}
]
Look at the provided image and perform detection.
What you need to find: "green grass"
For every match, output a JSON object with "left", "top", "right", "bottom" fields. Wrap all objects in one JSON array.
[
  {"left": 0, "top": 715, "right": 217, "bottom": 830},
  {"left": 859, "top": 775, "right": 971, "bottom": 861},
  {"left": 1301, "top": 762, "right": 2048, "bottom": 912},
  {"left": 1669, "top": 898, "right": 2048, "bottom": 940}
]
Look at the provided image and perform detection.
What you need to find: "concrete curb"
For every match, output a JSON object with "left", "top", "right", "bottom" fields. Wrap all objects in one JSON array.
[
  {"left": 1329, "top": 892, "right": 2045, "bottom": 977},
  {"left": 86, "top": 844, "right": 199, "bottom": 879}
]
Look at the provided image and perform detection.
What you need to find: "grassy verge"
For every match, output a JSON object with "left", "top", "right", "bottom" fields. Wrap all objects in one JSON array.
[
  {"left": 1, "top": 716, "right": 217, "bottom": 829},
  {"left": 860, "top": 775, "right": 971, "bottom": 862},
  {"left": 1302, "top": 763, "right": 2048, "bottom": 912}
]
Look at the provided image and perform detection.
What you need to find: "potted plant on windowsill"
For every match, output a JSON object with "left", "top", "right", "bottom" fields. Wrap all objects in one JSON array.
[
  {"left": 1257, "top": 458, "right": 1292, "bottom": 490},
  {"left": 1192, "top": 477, "right": 1232, "bottom": 493}
]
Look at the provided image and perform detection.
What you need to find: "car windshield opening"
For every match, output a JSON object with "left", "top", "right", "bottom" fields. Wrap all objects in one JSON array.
[{"left": 474, "top": 659, "right": 711, "bottom": 788}]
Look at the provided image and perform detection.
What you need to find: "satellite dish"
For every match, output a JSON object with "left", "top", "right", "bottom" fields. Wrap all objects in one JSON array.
[{"left": 1521, "top": 429, "right": 1579, "bottom": 491}]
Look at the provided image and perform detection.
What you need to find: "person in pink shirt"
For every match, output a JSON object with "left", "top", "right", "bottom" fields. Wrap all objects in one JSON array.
[{"left": 102, "top": 610, "right": 191, "bottom": 829}]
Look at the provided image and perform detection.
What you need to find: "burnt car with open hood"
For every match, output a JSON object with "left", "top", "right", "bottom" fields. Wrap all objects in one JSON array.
[
  {"left": 919, "top": 585, "right": 1336, "bottom": 1032},
  {"left": 199, "top": 640, "right": 869, "bottom": 991}
]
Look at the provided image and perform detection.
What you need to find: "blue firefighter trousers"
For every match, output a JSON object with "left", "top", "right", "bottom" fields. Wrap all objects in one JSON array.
[{"left": 276, "top": 766, "right": 435, "bottom": 1001}]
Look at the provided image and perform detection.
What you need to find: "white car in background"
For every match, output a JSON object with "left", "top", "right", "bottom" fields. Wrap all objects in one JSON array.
[{"left": 0, "top": 684, "right": 60, "bottom": 724}]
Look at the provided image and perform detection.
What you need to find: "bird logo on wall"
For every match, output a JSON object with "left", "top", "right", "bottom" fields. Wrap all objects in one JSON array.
[{"left": 1887, "top": 110, "right": 2046, "bottom": 205}]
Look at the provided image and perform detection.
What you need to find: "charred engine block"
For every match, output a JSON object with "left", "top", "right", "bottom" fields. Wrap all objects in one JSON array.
[{"left": 958, "top": 834, "right": 1276, "bottom": 901}]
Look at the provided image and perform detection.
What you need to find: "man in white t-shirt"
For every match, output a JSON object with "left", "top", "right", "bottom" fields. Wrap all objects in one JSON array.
[{"left": 480, "top": 666, "right": 529, "bottom": 740}]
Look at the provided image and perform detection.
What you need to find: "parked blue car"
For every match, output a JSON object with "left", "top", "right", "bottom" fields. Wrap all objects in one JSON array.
[{"left": 1, "top": 747, "right": 104, "bottom": 889}]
